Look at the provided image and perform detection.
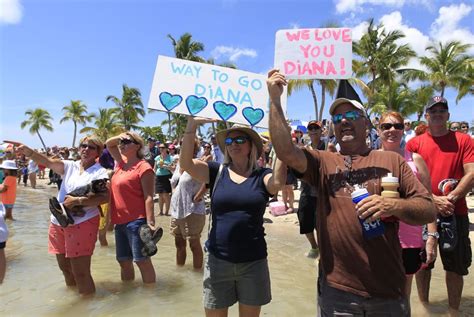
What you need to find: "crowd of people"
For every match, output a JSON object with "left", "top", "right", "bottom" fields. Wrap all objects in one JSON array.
[{"left": 0, "top": 72, "right": 473, "bottom": 316}]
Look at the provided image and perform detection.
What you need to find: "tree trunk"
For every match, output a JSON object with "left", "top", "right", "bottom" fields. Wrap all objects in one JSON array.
[
  {"left": 417, "top": 111, "right": 422, "bottom": 122},
  {"left": 72, "top": 121, "right": 77, "bottom": 148},
  {"left": 37, "top": 131, "right": 47, "bottom": 152},
  {"left": 370, "top": 70, "right": 376, "bottom": 106},
  {"left": 212, "top": 122, "right": 216, "bottom": 135},
  {"left": 309, "top": 82, "right": 318, "bottom": 121},
  {"left": 319, "top": 81, "right": 326, "bottom": 122},
  {"left": 441, "top": 85, "right": 445, "bottom": 97},
  {"left": 168, "top": 112, "right": 171, "bottom": 139}
]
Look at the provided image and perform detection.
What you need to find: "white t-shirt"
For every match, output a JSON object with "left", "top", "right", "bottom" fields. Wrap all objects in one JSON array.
[
  {"left": 404, "top": 129, "right": 415, "bottom": 143},
  {"left": 52, "top": 160, "right": 109, "bottom": 226},
  {"left": 0, "top": 204, "right": 8, "bottom": 243},
  {"left": 28, "top": 159, "right": 38, "bottom": 174}
]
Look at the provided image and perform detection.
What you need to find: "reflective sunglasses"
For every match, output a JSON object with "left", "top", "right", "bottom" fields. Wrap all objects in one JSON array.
[
  {"left": 224, "top": 136, "right": 250, "bottom": 146},
  {"left": 427, "top": 108, "right": 448, "bottom": 114},
  {"left": 80, "top": 143, "right": 97, "bottom": 150},
  {"left": 332, "top": 110, "right": 363, "bottom": 124},
  {"left": 307, "top": 126, "right": 321, "bottom": 132},
  {"left": 119, "top": 138, "right": 138, "bottom": 145},
  {"left": 450, "top": 126, "right": 460, "bottom": 131},
  {"left": 380, "top": 123, "right": 404, "bottom": 131}
]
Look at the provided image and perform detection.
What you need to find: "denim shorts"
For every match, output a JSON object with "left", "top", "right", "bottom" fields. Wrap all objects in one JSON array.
[
  {"left": 115, "top": 218, "right": 147, "bottom": 262},
  {"left": 203, "top": 252, "right": 271, "bottom": 309},
  {"left": 3, "top": 204, "right": 14, "bottom": 209}
]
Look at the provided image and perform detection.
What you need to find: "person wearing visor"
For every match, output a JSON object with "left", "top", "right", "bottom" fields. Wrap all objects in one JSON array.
[
  {"left": 267, "top": 70, "right": 436, "bottom": 316},
  {"left": 180, "top": 116, "right": 286, "bottom": 317}
]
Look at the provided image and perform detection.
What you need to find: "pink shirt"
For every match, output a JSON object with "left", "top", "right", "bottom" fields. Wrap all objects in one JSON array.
[
  {"left": 110, "top": 160, "right": 153, "bottom": 225},
  {"left": 398, "top": 150, "right": 423, "bottom": 248}
]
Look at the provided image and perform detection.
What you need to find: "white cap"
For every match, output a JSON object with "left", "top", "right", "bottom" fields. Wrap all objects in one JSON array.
[
  {"left": 351, "top": 184, "right": 368, "bottom": 199},
  {"left": 381, "top": 173, "right": 398, "bottom": 183}
]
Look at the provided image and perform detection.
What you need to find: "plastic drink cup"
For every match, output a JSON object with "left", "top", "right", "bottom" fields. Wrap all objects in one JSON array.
[{"left": 351, "top": 185, "right": 385, "bottom": 239}]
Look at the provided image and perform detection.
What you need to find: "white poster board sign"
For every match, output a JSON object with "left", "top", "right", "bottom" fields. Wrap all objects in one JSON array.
[
  {"left": 148, "top": 56, "right": 274, "bottom": 128},
  {"left": 274, "top": 28, "right": 352, "bottom": 79}
]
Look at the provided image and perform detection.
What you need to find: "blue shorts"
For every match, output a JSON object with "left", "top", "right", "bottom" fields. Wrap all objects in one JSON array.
[
  {"left": 3, "top": 204, "right": 14, "bottom": 209},
  {"left": 114, "top": 218, "right": 147, "bottom": 262},
  {"left": 203, "top": 252, "right": 271, "bottom": 309}
]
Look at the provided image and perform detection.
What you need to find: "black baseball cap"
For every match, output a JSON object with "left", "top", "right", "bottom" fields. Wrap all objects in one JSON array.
[{"left": 425, "top": 96, "right": 448, "bottom": 112}]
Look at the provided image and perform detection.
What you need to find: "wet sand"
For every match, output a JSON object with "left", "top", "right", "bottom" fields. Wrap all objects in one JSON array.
[{"left": 1, "top": 177, "right": 473, "bottom": 316}]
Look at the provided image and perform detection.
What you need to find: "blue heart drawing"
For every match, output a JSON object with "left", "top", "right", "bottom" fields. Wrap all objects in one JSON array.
[
  {"left": 186, "top": 95, "right": 208, "bottom": 116},
  {"left": 213, "top": 101, "right": 237, "bottom": 121},
  {"left": 242, "top": 107, "right": 264, "bottom": 126},
  {"left": 159, "top": 92, "right": 182, "bottom": 111}
]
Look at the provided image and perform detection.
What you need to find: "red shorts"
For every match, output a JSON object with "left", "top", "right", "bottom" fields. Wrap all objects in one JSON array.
[{"left": 48, "top": 216, "right": 99, "bottom": 258}]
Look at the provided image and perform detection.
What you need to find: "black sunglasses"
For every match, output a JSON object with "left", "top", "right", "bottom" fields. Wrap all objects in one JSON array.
[
  {"left": 224, "top": 136, "right": 250, "bottom": 146},
  {"left": 119, "top": 138, "right": 138, "bottom": 145},
  {"left": 80, "top": 143, "right": 97, "bottom": 150},
  {"left": 308, "top": 126, "right": 321, "bottom": 131},
  {"left": 380, "top": 123, "right": 404, "bottom": 131}
]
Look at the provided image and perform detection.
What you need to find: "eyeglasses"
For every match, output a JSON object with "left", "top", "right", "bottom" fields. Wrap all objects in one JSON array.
[
  {"left": 461, "top": 126, "right": 468, "bottom": 129},
  {"left": 80, "top": 143, "right": 97, "bottom": 151},
  {"left": 404, "top": 122, "right": 411, "bottom": 125},
  {"left": 380, "top": 123, "right": 404, "bottom": 131},
  {"left": 119, "top": 138, "right": 138, "bottom": 145},
  {"left": 332, "top": 110, "right": 363, "bottom": 124},
  {"left": 159, "top": 147, "right": 166, "bottom": 149},
  {"left": 450, "top": 126, "right": 460, "bottom": 131},
  {"left": 307, "top": 126, "right": 321, "bottom": 132},
  {"left": 224, "top": 136, "right": 250, "bottom": 146},
  {"left": 427, "top": 108, "right": 448, "bottom": 114}
]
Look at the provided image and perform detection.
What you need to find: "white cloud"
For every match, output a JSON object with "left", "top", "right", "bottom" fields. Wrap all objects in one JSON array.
[
  {"left": 351, "top": 20, "right": 370, "bottom": 41},
  {"left": 430, "top": 3, "right": 474, "bottom": 54},
  {"left": 210, "top": 46, "right": 257, "bottom": 62},
  {"left": 379, "top": 11, "right": 430, "bottom": 59},
  {"left": 334, "top": 0, "right": 433, "bottom": 14},
  {"left": 0, "top": 0, "right": 23, "bottom": 24}
]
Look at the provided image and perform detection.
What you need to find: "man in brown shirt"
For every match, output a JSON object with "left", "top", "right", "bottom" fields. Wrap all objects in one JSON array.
[{"left": 267, "top": 70, "right": 436, "bottom": 316}]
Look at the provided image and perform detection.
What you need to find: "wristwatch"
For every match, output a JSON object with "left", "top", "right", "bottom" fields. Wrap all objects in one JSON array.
[{"left": 427, "top": 232, "right": 440, "bottom": 239}]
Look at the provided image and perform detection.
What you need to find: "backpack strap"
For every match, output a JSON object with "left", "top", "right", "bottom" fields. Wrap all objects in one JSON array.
[{"left": 207, "top": 164, "right": 224, "bottom": 239}]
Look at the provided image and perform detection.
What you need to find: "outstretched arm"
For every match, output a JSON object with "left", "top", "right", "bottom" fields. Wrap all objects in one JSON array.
[
  {"left": 180, "top": 116, "right": 217, "bottom": 184},
  {"left": 12, "top": 141, "right": 65, "bottom": 175},
  {"left": 267, "top": 69, "right": 307, "bottom": 174}
]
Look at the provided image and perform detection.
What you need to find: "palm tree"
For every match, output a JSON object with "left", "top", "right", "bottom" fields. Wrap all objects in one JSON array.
[
  {"left": 167, "top": 32, "right": 205, "bottom": 62},
  {"left": 413, "top": 85, "right": 435, "bottom": 121},
  {"left": 80, "top": 108, "right": 123, "bottom": 142},
  {"left": 353, "top": 19, "right": 416, "bottom": 105},
  {"left": 106, "top": 84, "right": 145, "bottom": 131},
  {"left": 20, "top": 108, "right": 53, "bottom": 151},
  {"left": 161, "top": 113, "right": 188, "bottom": 141},
  {"left": 138, "top": 126, "right": 165, "bottom": 144},
  {"left": 60, "top": 100, "right": 93, "bottom": 147}
]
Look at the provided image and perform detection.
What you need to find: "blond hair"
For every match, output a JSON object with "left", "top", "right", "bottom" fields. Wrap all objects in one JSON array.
[
  {"left": 223, "top": 134, "right": 259, "bottom": 172},
  {"left": 80, "top": 135, "right": 104, "bottom": 157},
  {"left": 124, "top": 131, "right": 145, "bottom": 159}
]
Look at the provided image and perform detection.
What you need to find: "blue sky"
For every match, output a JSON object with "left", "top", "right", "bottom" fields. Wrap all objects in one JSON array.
[{"left": 1, "top": 0, "right": 473, "bottom": 149}]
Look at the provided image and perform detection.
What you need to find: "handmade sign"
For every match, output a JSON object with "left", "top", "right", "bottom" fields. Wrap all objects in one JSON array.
[
  {"left": 274, "top": 28, "right": 352, "bottom": 79},
  {"left": 148, "top": 56, "right": 277, "bottom": 128}
]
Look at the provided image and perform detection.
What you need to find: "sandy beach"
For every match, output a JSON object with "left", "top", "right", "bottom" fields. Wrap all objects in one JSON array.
[{"left": 1, "top": 176, "right": 473, "bottom": 316}]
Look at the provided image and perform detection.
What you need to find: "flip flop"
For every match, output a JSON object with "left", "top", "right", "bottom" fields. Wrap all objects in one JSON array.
[
  {"left": 49, "top": 197, "right": 75, "bottom": 228},
  {"left": 49, "top": 197, "right": 74, "bottom": 228},
  {"left": 139, "top": 224, "right": 163, "bottom": 257}
]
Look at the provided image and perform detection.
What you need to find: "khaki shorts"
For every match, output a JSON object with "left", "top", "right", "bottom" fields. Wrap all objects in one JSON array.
[{"left": 170, "top": 213, "right": 205, "bottom": 240}]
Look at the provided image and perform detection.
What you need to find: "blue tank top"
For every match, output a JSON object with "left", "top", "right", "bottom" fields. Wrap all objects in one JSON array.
[{"left": 206, "top": 161, "right": 272, "bottom": 263}]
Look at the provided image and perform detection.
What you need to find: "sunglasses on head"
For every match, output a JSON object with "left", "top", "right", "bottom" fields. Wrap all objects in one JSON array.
[
  {"left": 80, "top": 143, "right": 97, "bottom": 150},
  {"left": 308, "top": 126, "right": 321, "bottom": 131},
  {"left": 427, "top": 108, "right": 448, "bottom": 114},
  {"left": 224, "top": 136, "right": 250, "bottom": 146},
  {"left": 332, "top": 110, "right": 363, "bottom": 124},
  {"left": 380, "top": 123, "right": 404, "bottom": 131},
  {"left": 119, "top": 138, "right": 138, "bottom": 145}
]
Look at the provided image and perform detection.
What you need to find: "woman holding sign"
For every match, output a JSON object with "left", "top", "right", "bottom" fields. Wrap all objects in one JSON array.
[{"left": 180, "top": 117, "right": 286, "bottom": 317}]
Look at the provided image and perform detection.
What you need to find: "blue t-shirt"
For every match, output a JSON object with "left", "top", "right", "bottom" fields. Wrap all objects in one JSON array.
[{"left": 206, "top": 161, "right": 272, "bottom": 263}]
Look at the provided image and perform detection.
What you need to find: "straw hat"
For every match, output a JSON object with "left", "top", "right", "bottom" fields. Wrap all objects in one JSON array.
[
  {"left": 0, "top": 160, "right": 18, "bottom": 170},
  {"left": 216, "top": 125, "right": 263, "bottom": 158}
]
